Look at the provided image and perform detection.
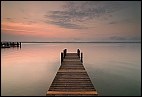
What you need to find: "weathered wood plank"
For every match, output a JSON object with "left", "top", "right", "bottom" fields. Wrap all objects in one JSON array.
[{"left": 47, "top": 91, "right": 98, "bottom": 95}]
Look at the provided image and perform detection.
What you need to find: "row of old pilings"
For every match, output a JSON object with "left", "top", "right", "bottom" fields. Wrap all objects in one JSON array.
[
  {"left": 61, "top": 49, "right": 83, "bottom": 63},
  {"left": 1, "top": 42, "right": 21, "bottom": 48}
]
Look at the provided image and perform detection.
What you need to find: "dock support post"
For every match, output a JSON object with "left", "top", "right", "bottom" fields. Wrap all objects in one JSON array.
[
  {"left": 12, "top": 42, "right": 14, "bottom": 47},
  {"left": 63, "top": 50, "right": 65, "bottom": 58},
  {"left": 20, "top": 42, "right": 21, "bottom": 48},
  {"left": 6, "top": 42, "right": 9, "bottom": 47},
  {"left": 61, "top": 52, "right": 63, "bottom": 63},
  {"left": 17, "top": 42, "right": 19, "bottom": 47},
  {"left": 81, "top": 52, "right": 83, "bottom": 63},
  {"left": 63, "top": 49, "right": 67, "bottom": 58},
  {"left": 77, "top": 49, "right": 80, "bottom": 58}
]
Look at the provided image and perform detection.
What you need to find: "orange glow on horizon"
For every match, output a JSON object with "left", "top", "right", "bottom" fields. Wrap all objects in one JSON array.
[{"left": 2, "top": 21, "right": 90, "bottom": 40}]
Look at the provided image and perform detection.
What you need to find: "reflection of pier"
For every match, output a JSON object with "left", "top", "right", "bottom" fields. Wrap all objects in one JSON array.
[
  {"left": 46, "top": 49, "right": 98, "bottom": 96},
  {"left": 1, "top": 42, "right": 21, "bottom": 48}
]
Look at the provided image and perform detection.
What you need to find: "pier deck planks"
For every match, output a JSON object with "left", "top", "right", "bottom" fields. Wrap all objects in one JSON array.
[{"left": 46, "top": 50, "right": 98, "bottom": 96}]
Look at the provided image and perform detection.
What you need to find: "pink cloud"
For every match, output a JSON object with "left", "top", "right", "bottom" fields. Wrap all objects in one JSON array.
[{"left": 1, "top": 22, "right": 86, "bottom": 39}]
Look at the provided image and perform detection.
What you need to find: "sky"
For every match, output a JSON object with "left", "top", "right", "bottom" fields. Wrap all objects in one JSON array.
[{"left": 1, "top": 1, "right": 141, "bottom": 42}]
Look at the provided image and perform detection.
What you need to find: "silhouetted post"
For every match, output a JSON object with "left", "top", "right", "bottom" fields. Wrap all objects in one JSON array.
[
  {"left": 65, "top": 49, "right": 67, "bottom": 56},
  {"left": 81, "top": 52, "right": 83, "bottom": 63},
  {"left": 77, "top": 49, "right": 80, "bottom": 58},
  {"left": 64, "top": 49, "right": 67, "bottom": 58},
  {"left": 12, "top": 42, "right": 14, "bottom": 47},
  {"left": 61, "top": 52, "right": 63, "bottom": 63},
  {"left": 20, "top": 42, "right": 21, "bottom": 48},
  {"left": 17, "top": 42, "right": 19, "bottom": 47},
  {"left": 63, "top": 49, "right": 65, "bottom": 58},
  {"left": 6, "top": 42, "right": 9, "bottom": 47}
]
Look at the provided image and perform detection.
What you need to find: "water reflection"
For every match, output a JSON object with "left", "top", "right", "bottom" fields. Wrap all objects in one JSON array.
[
  {"left": 1, "top": 43, "right": 141, "bottom": 96},
  {"left": 83, "top": 43, "right": 141, "bottom": 96}
]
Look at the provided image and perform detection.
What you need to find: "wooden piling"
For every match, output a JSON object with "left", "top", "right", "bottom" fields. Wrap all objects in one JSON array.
[
  {"left": 81, "top": 52, "right": 83, "bottom": 63},
  {"left": 77, "top": 49, "right": 80, "bottom": 58},
  {"left": 20, "top": 42, "right": 21, "bottom": 48},
  {"left": 61, "top": 52, "right": 63, "bottom": 63}
]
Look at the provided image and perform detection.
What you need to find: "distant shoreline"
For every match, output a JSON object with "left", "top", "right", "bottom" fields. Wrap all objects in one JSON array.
[
  {"left": 21, "top": 42, "right": 141, "bottom": 43},
  {"left": 1, "top": 41, "right": 141, "bottom": 43}
]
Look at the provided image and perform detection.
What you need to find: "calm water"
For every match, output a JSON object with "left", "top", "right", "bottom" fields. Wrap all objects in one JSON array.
[{"left": 1, "top": 43, "right": 141, "bottom": 96}]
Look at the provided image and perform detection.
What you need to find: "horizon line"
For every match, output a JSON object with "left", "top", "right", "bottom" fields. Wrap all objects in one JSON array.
[
  {"left": 1, "top": 41, "right": 141, "bottom": 43},
  {"left": 19, "top": 41, "right": 141, "bottom": 43}
]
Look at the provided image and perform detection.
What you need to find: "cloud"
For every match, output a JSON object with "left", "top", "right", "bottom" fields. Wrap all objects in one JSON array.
[
  {"left": 108, "top": 36, "right": 141, "bottom": 42},
  {"left": 45, "top": 20, "right": 85, "bottom": 29},
  {"left": 108, "top": 18, "right": 135, "bottom": 25},
  {"left": 26, "top": 21, "right": 37, "bottom": 25},
  {"left": 109, "top": 21, "right": 117, "bottom": 24},
  {"left": 4, "top": 18, "right": 16, "bottom": 23},
  {"left": 109, "top": 36, "right": 127, "bottom": 40},
  {"left": 2, "top": 28, "right": 35, "bottom": 33},
  {"left": 3, "top": 18, "right": 37, "bottom": 25},
  {"left": 45, "top": 1, "right": 140, "bottom": 29}
]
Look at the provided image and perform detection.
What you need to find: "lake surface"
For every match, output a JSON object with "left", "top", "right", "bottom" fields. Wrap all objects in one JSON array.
[{"left": 1, "top": 43, "right": 141, "bottom": 96}]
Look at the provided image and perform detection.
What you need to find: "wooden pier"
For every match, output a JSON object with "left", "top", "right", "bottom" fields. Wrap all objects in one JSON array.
[
  {"left": 46, "top": 49, "right": 98, "bottom": 96},
  {"left": 1, "top": 42, "right": 21, "bottom": 48}
]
